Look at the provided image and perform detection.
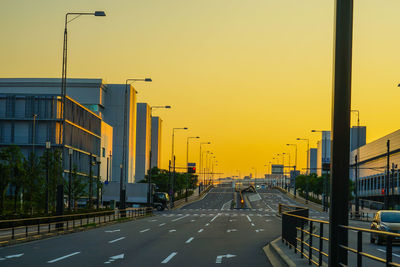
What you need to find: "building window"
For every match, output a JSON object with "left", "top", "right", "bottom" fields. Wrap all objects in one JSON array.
[{"left": 102, "top": 147, "right": 105, "bottom": 157}]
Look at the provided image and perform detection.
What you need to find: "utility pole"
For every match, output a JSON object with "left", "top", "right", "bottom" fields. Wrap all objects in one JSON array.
[
  {"left": 329, "top": 0, "right": 353, "bottom": 265},
  {"left": 355, "top": 155, "right": 358, "bottom": 214},
  {"left": 385, "top": 140, "right": 390, "bottom": 209}
]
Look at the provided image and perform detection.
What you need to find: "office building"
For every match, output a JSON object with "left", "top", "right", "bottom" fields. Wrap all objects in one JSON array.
[
  {"left": 135, "top": 103, "right": 151, "bottom": 181},
  {"left": 309, "top": 148, "right": 318, "bottom": 174},
  {"left": 151, "top": 116, "right": 162, "bottom": 169}
]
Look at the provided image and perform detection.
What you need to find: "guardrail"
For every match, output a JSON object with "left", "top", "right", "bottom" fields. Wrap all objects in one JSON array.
[
  {"left": 349, "top": 211, "right": 373, "bottom": 222},
  {"left": 279, "top": 203, "right": 400, "bottom": 266},
  {"left": 0, "top": 207, "right": 152, "bottom": 246}
]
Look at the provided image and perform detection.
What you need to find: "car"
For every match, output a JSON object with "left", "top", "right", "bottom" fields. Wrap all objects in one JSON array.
[{"left": 370, "top": 210, "right": 400, "bottom": 244}]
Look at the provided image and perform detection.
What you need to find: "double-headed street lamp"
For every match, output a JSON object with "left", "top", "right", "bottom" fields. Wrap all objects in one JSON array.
[
  {"left": 120, "top": 78, "right": 152, "bottom": 213},
  {"left": 199, "top": 142, "right": 211, "bottom": 189},
  {"left": 147, "top": 105, "right": 171, "bottom": 206},
  {"left": 58, "top": 11, "right": 106, "bottom": 219},
  {"left": 186, "top": 136, "right": 200, "bottom": 201}
]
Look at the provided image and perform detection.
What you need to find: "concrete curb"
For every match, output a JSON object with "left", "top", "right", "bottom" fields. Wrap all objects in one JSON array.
[{"left": 264, "top": 237, "right": 296, "bottom": 267}]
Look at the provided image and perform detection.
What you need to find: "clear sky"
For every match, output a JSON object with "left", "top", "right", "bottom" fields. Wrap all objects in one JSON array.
[{"left": 1, "top": 0, "right": 400, "bottom": 178}]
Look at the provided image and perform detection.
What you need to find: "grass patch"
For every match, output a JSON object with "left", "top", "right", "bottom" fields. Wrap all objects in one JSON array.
[{"left": 82, "top": 223, "right": 97, "bottom": 228}]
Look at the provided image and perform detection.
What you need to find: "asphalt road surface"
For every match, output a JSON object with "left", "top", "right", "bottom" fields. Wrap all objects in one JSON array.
[{"left": 0, "top": 186, "right": 282, "bottom": 266}]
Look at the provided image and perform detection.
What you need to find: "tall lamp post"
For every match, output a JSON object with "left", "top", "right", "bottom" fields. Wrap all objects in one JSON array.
[
  {"left": 170, "top": 127, "right": 188, "bottom": 205},
  {"left": 58, "top": 10, "right": 106, "bottom": 221},
  {"left": 147, "top": 105, "right": 171, "bottom": 206},
  {"left": 186, "top": 136, "right": 200, "bottom": 201},
  {"left": 311, "top": 130, "right": 330, "bottom": 212},
  {"left": 120, "top": 78, "right": 152, "bottom": 213},
  {"left": 351, "top": 110, "right": 360, "bottom": 214},
  {"left": 297, "top": 138, "right": 310, "bottom": 203},
  {"left": 199, "top": 142, "right": 211, "bottom": 190}
]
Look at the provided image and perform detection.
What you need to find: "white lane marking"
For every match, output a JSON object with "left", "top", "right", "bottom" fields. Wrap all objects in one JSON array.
[
  {"left": 205, "top": 223, "right": 210, "bottom": 226},
  {"left": 227, "top": 229, "right": 237, "bottom": 233},
  {"left": 47, "top": 252, "right": 81, "bottom": 263},
  {"left": 191, "top": 220, "right": 196, "bottom": 222},
  {"left": 104, "top": 254, "right": 124, "bottom": 264},
  {"left": 169, "top": 229, "right": 176, "bottom": 232},
  {"left": 109, "top": 237, "right": 126, "bottom": 243},
  {"left": 377, "top": 249, "right": 400, "bottom": 258},
  {"left": 210, "top": 213, "right": 220, "bottom": 222},
  {"left": 255, "top": 229, "right": 265, "bottom": 233},
  {"left": 105, "top": 229, "right": 120, "bottom": 233},
  {"left": 149, "top": 219, "right": 157, "bottom": 222},
  {"left": 246, "top": 215, "right": 252, "bottom": 222},
  {"left": 265, "top": 219, "right": 271, "bottom": 222},
  {"left": 4, "top": 253, "right": 24, "bottom": 259},
  {"left": 159, "top": 223, "right": 166, "bottom": 226},
  {"left": 216, "top": 254, "right": 236, "bottom": 264},
  {"left": 198, "top": 229, "right": 204, "bottom": 233},
  {"left": 266, "top": 204, "right": 277, "bottom": 212},
  {"left": 251, "top": 223, "right": 255, "bottom": 227},
  {"left": 161, "top": 252, "right": 177, "bottom": 264},
  {"left": 221, "top": 200, "right": 232, "bottom": 210},
  {"left": 140, "top": 229, "right": 150, "bottom": 233},
  {"left": 172, "top": 214, "right": 189, "bottom": 222},
  {"left": 185, "top": 237, "right": 194, "bottom": 243}
]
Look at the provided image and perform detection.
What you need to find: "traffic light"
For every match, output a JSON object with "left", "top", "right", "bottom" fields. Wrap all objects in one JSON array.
[{"left": 188, "top": 166, "right": 196, "bottom": 173}]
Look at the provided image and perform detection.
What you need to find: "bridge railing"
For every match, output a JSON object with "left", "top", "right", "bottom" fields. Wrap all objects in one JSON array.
[{"left": 279, "top": 203, "right": 400, "bottom": 266}]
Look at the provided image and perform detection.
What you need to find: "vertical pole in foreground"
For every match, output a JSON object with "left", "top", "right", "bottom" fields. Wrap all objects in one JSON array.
[
  {"left": 329, "top": 0, "right": 353, "bottom": 266},
  {"left": 385, "top": 140, "right": 390, "bottom": 209}
]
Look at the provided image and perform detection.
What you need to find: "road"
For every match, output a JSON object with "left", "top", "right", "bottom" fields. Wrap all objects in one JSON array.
[{"left": 0, "top": 185, "right": 282, "bottom": 266}]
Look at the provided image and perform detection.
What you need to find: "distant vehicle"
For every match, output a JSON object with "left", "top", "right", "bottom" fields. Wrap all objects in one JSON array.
[
  {"left": 153, "top": 192, "right": 169, "bottom": 211},
  {"left": 256, "top": 185, "right": 261, "bottom": 189},
  {"left": 261, "top": 185, "right": 265, "bottom": 189},
  {"left": 370, "top": 210, "right": 400, "bottom": 244}
]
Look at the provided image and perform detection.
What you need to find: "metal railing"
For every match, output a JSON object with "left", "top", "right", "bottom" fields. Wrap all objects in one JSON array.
[
  {"left": 279, "top": 203, "right": 400, "bottom": 266},
  {"left": 0, "top": 207, "right": 152, "bottom": 246}
]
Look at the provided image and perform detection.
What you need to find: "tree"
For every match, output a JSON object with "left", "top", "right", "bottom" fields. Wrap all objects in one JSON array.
[
  {"left": 0, "top": 148, "right": 11, "bottom": 215},
  {"left": 23, "top": 153, "right": 44, "bottom": 215},
  {"left": 65, "top": 166, "right": 87, "bottom": 211}
]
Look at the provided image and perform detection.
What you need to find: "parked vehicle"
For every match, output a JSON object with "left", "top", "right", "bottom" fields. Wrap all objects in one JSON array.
[{"left": 370, "top": 210, "right": 400, "bottom": 244}]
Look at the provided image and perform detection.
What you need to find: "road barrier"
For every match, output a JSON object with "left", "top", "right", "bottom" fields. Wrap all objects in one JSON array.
[
  {"left": 0, "top": 207, "right": 152, "bottom": 246},
  {"left": 279, "top": 203, "right": 400, "bottom": 266}
]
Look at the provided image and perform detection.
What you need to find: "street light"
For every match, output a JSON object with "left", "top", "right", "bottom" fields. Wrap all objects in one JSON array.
[
  {"left": 297, "top": 137, "right": 310, "bottom": 203},
  {"left": 147, "top": 105, "right": 171, "bottom": 206},
  {"left": 287, "top": 143, "right": 298, "bottom": 196},
  {"left": 120, "top": 78, "right": 152, "bottom": 214},
  {"left": 199, "top": 142, "right": 211, "bottom": 190},
  {"left": 351, "top": 110, "right": 360, "bottom": 214},
  {"left": 186, "top": 136, "right": 200, "bottom": 201},
  {"left": 170, "top": 127, "right": 188, "bottom": 206},
  {"left": 58, "top": 10, "right": 106, "bottom": 221},
  {"left": 311, "top": 130, "right": 330, "bottom": 211}
]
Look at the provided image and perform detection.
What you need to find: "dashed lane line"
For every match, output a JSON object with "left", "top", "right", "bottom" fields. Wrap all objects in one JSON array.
[
  {"left": 185, "top": 237, "right": 194, "bottom": 243},
  {"left": 171, "top": 214, "right": 190, "bottom": 222},
  {"left": 161, "top": 252, "right": 177, "bottom": 264},
  {"left": 140, "top": 229, "right": 150, "bottom": 233},
  {"left": 109, "top": 237, "right": 126, "bottom": 243},
  {"left": 47, "top": 252, "right": 81, "bottom": 263},
  {"left": 198, "top": 229, "right": 204, "bottom": 233}
]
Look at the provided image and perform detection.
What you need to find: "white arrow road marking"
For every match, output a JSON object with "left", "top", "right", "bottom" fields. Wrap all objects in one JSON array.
[
  {"left": 105, "top": 229, "right": 120, "bottom": 233},
  {"left": 255, "top": 229, "right": 265, "bottom": 233},
  {"left": 216, "top": 254, "right": 236, "bottom": 264},
  {"left": 47, "top": 252, "right": 81, "bottom": 263},
  {"left": 109, "top": 237, "right": 126, "bottom": 243},
  {"left": 226, "top": 229, "right": 237, "bottom": 233},
  {"left": 185, "top": 237, "right": 194, "bottom": 243},
  {"left": 161, "top": 252, "right": 177, "bottom": 264},
  {"left": 104, "top": 254, "right": 124, "bottom": 264},
  {"left": 246, "top": 215, "right": 252, "bottom": 222},
  {"left": 198, "top": 229, "right": 204, "bottom": 233},
  {"left": 140, "top": 229, "right": 150, "bottom": 233},
  {"left": 4, "top": 253, "right": 24, "bottom": 259},
  {"left": 172, "top": 214, "right": 189, "bottom": 222},
  {"left": 169, "top": 229, "right": 176, "bottom": 233}
]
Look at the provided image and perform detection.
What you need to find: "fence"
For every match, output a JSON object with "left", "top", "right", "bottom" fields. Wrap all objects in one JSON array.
[
  {"left": 0, "top": 207, "right": 152, "bottom": 246},
  {"left": 279, "top": 203, "right": 400, "bottom": 266}
]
